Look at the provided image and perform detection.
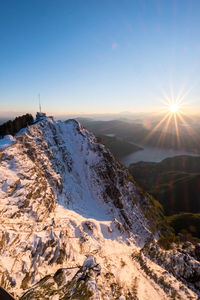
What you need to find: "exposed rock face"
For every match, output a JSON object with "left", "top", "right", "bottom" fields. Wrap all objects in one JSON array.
[
  {"left": 143, "top": 242, "right": 200, "bottom": 293},
  {"left": 0, "top": 117, "right": 199, "bottom": 299},
  {"left": 195, "top": 243, "right": 200, "bottom": 260},
  {"left": 21, "top": 256, "right": 101, "bottom": 300}
]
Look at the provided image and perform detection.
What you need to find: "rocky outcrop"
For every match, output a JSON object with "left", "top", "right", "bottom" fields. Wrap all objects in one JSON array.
[
  {"left": 20, "top": 256, "right": 101, "bottom": 300},
  {"left": 142, "top": 242, "right": 200, "bottom": 294}
]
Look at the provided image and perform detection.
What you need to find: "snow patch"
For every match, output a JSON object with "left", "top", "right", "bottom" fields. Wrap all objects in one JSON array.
[{"left": 0, "top": 135, "right": 16, "bottom": 150}]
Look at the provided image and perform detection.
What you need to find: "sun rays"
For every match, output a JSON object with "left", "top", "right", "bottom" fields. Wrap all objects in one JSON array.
[{"left": 142, "top": 88, "right": 200, "bottom": 152}]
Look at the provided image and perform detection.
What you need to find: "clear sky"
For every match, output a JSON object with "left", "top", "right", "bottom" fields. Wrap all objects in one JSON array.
[{"left": 0, "top": 0, "right": 200, "bottom": 117}]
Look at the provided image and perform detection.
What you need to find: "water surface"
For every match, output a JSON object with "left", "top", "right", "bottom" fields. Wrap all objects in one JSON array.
[{"left": 121, "top": 145, "right": 200, "bottom": 166}]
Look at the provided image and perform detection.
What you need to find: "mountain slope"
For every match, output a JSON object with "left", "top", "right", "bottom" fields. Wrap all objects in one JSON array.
[
  {"left": 96, "top": 134, "right": 142, "bottom": 160},
  {"left": 0, "top": 116, "right": 199, "bottom": 299},
  {"left": 129, "top": 156, "right": 200, "bottom": 215}
]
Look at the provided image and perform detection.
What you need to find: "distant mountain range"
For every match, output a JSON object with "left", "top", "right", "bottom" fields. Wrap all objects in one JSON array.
[{"left": 78, "top": 118, "right": 200, "bottom": 154}]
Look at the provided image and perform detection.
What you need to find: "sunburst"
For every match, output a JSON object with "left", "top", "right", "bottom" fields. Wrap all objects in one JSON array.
[{"left": 142, "top": 88, "right": 199, "bottom": 152}]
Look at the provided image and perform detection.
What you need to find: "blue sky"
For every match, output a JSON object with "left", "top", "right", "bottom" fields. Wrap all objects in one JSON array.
[{"left": 0, "top": 0, "right": 200, "bottom": 116}]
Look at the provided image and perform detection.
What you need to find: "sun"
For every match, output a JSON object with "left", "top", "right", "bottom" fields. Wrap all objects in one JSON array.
[
  {"left": 169, "top": 103, "right": 179, "bottom": 113},
  {"left": 142, "top": 87, "right": 197, "bottom": 151}
]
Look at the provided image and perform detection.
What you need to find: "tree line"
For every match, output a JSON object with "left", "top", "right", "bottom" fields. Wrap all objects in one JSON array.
[{"left": 0, "top": 114, "right": 34, "bottom": 137}]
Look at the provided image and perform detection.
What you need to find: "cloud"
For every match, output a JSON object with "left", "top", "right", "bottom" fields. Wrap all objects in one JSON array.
[{"left": 112, "top": 42, "right": 118, "bottom": 50}]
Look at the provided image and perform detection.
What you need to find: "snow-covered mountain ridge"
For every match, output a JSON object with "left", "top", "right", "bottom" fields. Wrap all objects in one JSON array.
[{"left": 0, "top": 116, "right": 199, "bottom": 299}]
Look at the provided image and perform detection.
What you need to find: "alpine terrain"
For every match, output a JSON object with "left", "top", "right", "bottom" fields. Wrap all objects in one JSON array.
[{"left": 0, "top": 115, "right": 199, "bottom": 299}]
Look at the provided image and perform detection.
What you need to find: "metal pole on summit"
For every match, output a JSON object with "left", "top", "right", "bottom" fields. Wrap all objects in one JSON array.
[{"left": 39, "top": 93, "right": 41, "bottom": 113}]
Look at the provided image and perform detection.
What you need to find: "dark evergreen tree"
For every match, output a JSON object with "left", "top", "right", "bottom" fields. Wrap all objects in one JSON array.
[{"left": 0, "top": 114, "right": 34, "bottom": 137}]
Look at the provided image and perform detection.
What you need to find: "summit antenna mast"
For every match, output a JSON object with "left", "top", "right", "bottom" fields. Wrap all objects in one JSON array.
[{"left": 38, "top": 93, "right": 41, "bottom": 113}]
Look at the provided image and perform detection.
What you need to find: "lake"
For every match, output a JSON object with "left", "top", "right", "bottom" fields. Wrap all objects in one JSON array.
[{"left": 121, "top": 145, "right": 200, "bottom": 166}]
